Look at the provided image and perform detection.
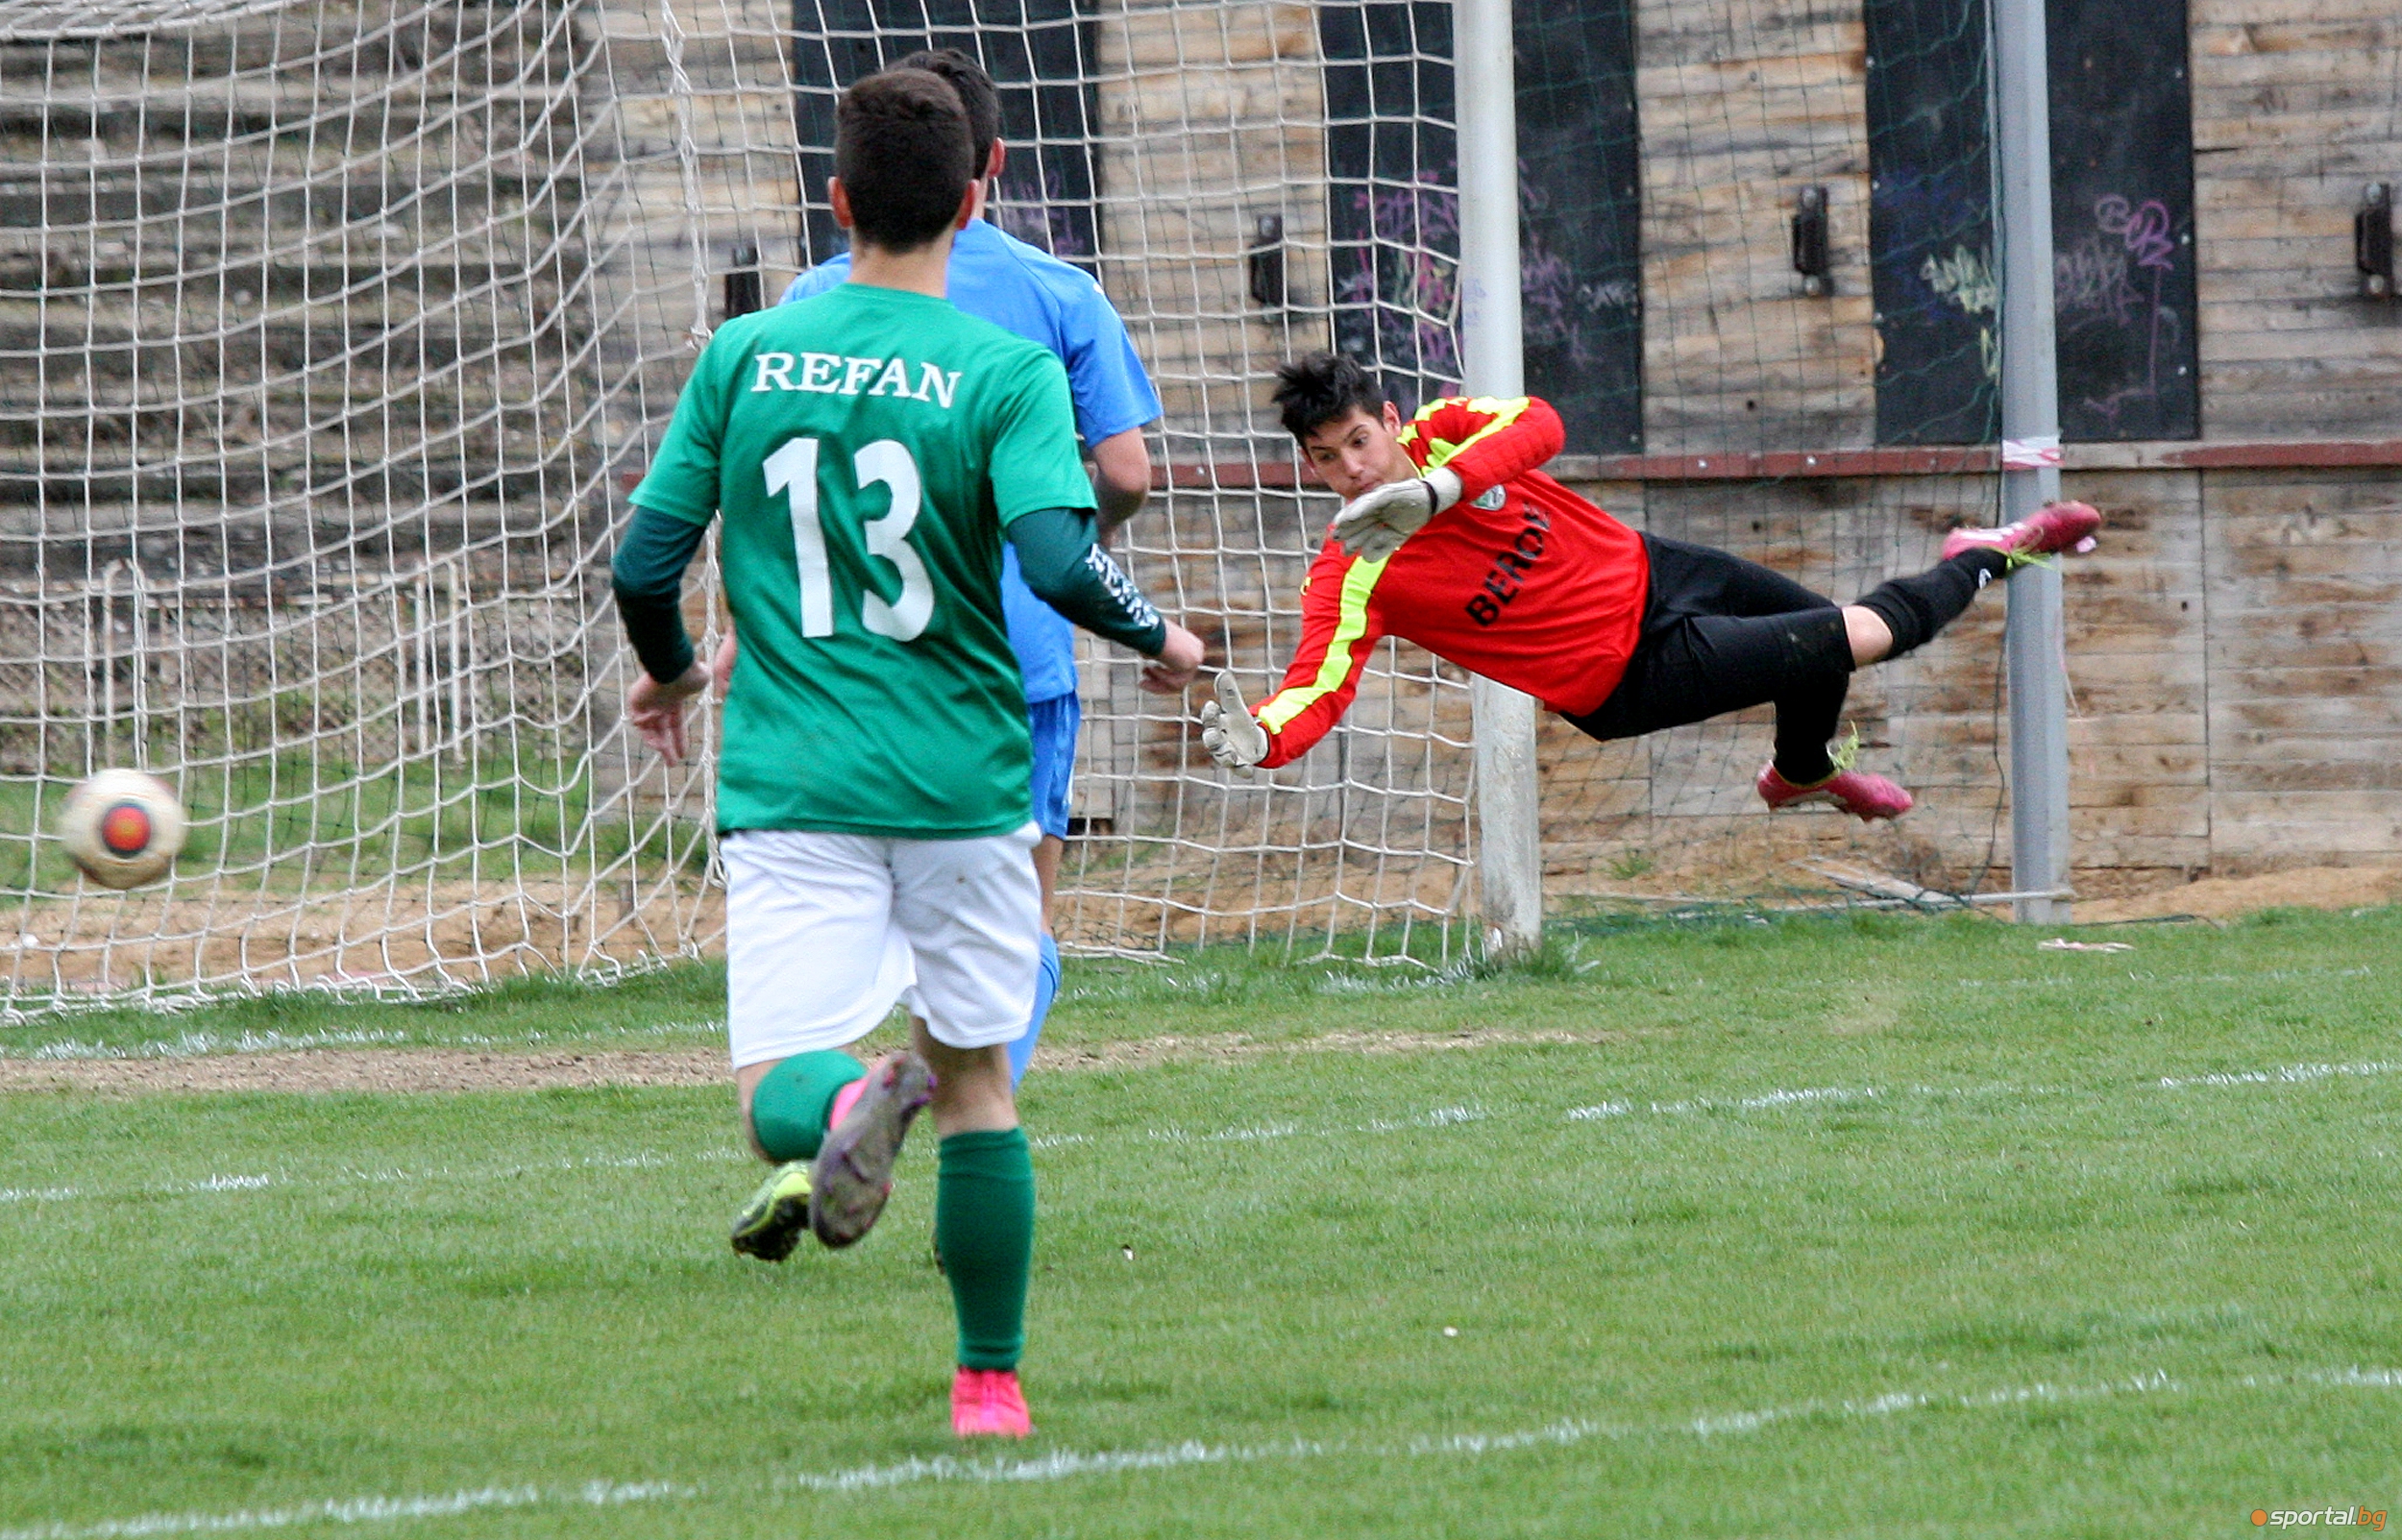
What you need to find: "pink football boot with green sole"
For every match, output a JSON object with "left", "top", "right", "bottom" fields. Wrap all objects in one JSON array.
[
  {"left": 1941, "top": 500, "right": 2101, "bottom": 565},
  {"left": 1756, "top": 762, "right": 1915, "bottom": 822}
]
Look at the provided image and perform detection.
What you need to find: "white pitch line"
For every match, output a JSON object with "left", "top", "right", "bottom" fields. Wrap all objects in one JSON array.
[
  {"left": 0, "top": 1479, "right": 696, "bottom": 1540},
  {"left": 11, "top": 1366, "right": 2395, "bottom": 1540},
  {"left": 778, "top": 1437, "right": 1288, "bottom": 1494},
  {"left": 2155, "top": 1060, "right": 2402, "bottom": 1090},
  {"left": 5, "top": 1174, "right": 273, "bottom": 1205},
  {"left": 0, "top": 1149, "right": 749, "bottom": 1215},
  {"left": 192, "top": 1174, "right": 274, "bottom": 1193},
  {"left": 3, "top": 1053, "right": 2391, "bottom": 1215},
  {"left": 1632, "top": 1086, "right": 1880, "bottom": 1117}
]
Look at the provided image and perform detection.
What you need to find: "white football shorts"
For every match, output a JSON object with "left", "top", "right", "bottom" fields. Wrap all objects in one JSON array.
[{"left": 723, "top": 823, "right": 1042, "bottom": 1069}]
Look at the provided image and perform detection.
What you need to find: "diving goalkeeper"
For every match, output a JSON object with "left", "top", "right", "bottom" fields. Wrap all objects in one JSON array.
[{"left": 1200, "top": 352, "right": 2099, "bottom": 818}]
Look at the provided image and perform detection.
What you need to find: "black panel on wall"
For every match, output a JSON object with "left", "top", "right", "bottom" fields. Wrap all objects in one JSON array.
[
  {"left": 1320, "top": 1, "right": 1642, "bottom": 450},
  {"left": 1320, "top": 2, "right": 1459, "bottom": 418},
  {"left": 792, "top": 1, "right": 1099, "bottom": 273},
  {"left": 2047, "top": 0, "right": 2199, "bottom": 440},
  {"left": 1513, "top": 0, "right": 1642, "bottom": 454},
  {"left": 1864, "top": 0, "right": 1998, "bottom": 447},
  {"left": 1867, "top": 0, "right": 2201, "bottom": 445}
]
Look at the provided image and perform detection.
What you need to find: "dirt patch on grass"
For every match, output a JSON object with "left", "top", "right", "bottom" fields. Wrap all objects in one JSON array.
[
  {"left": 2074, "top": 867, "right": 2402, "bottom": 924},
  {"left": 8, "top": 877, "right": 725, "bottom": 999},
  {"left": 0, "top": 1026, "right": 1603, "bottom": 1094}
]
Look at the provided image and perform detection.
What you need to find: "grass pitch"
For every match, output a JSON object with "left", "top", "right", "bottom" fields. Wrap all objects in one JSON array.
[{"left": 4, "top": 908, "right": 2401, "bottom": 1536}]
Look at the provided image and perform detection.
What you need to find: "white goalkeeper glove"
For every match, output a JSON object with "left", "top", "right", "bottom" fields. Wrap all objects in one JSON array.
[
  {"left": 1329, "top": 466, "right": 1463, "bottom": 562},
  {"left": 1198, "top": 671, "right": 1270, "bottom": 771}
]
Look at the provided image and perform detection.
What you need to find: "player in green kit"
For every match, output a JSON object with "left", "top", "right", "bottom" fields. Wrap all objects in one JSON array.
[{"left": 610, "top": 68, "right": 1204, "bottom": 1438}]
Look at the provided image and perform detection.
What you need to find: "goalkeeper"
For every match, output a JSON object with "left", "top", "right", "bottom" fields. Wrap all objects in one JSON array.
[
  {"left": 612, "top": 67, "right": 1202, "bottom": 1440},
  {"left": 1201, "top": 352, "right": 2099, "bottom": 818}
]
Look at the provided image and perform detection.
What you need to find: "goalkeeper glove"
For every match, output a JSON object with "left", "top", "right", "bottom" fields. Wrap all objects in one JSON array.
[
  {"left": 1198, "top": 672, "right": 1270, "bottom": 770},
  {"left": 1329, "top": 466, "right": 1463, "bottom": 562}
]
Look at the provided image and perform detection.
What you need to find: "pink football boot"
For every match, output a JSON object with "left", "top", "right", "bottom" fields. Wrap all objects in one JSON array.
[
  {"left": 1941, "top": 500, "right": 2101, "bottom": 564},
  {"left": 1756, "top": 762, "right": 1915, "bottom": 822},
  {"left": 951, "top": 1368, "right": 1034, "bottom": 1438}
]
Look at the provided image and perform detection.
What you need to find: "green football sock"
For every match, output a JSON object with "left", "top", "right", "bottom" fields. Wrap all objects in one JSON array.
[
  {"left": 747, "top": 1050, "right": 866, "bottom": 1162},
  {"left": 936, "top": 1128, "right": 1036, "bottom": 1371}
]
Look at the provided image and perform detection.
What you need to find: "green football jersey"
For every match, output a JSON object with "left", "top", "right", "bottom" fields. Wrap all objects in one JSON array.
[{"left": 630, "top": 282, "right": 1096, "bottom": 838}]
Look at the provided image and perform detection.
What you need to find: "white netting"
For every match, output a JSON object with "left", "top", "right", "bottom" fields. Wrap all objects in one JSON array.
[
  {"left": 2, "top": 0, "right": 2046, "bottom": 1009},
  {"left": 1, "top": 0, "right": 726, "bottom": 1000}
]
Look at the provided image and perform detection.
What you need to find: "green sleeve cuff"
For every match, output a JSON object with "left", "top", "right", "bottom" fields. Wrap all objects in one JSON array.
[
  {"left": 1007, "top": 505, "right": 1168, "bottom": 655},
  {"left": 611, "top": 505, "right": 709, "bottom": 682}
]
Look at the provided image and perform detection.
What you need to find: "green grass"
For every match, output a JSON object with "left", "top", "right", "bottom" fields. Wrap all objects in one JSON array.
[
  {"left": 5, "top": 908, "right": 2402, "bottom": 1535},
  {"left": 0, "top": 960, "right": 733, "bottom": 1060}
]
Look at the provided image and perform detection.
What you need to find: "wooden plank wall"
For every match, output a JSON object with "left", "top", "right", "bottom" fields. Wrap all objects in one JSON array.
[
  {"left": 2204, "top": 472, "right": 2402, "bottom": 872},
  {"left": 591, "top": 0, "right": 803, "bottom": 460},
  {"left": 1634, "top": 0, "right": 1876, "bottom": 454},
  {"left": 1090, "top": 0, "right": 1329, "bottom": 452},
  {"left": 2190, "top": 0, "right": 2402, "bottom": 437},
  {"left": 1541, "top": 0, "right": 2401, "bottom": 895},
  {"left": 1079, "top": 3, "right": 1353, "bottom": 843},
  {"left": 1539, "top": 461, "right": 2402, "bottom": 897},
  {"left": 1630, "top": 0, "right": 2402, "bottom": 452}
]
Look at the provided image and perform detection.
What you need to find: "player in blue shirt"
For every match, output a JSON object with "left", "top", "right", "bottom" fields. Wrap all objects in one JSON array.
[{"left": 717, "top": 48, "right": 1162, "bottom": 1087}]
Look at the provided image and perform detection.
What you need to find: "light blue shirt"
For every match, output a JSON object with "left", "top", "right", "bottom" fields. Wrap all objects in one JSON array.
[{"left": 780, "top": 220, "right": 1162, "bottom": 702}]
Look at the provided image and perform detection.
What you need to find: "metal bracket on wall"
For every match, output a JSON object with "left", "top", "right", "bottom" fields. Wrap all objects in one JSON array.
[
  {"left": 724, "top": 239, "right": 763, "bottom": 320},
  {"left": 2359, "top": 184, "right": 2395, "bottom": 300},
  {"left": 1791, "top": 185, "right": 1831, "bottom": 297},
  {"left": 1248, "top": 212, "right": 1286, "bottom": 309}
]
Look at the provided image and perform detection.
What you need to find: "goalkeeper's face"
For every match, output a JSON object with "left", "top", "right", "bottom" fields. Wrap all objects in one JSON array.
[{"left": 1297, "top": 403, "right": 1411, "bottom": 501}]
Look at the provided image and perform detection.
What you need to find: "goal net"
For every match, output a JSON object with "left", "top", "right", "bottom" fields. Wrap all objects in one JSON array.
[{"left": 1, "top": 0, "right": 2015, "bottom": 1010}]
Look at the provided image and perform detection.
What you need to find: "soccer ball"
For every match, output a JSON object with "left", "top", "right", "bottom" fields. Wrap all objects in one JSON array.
[{"left": 59, "top": 769, "right": 186, "bottom": 890}]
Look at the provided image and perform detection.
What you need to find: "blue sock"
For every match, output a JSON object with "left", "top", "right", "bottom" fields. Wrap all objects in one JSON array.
[{"left": 1008, "top": 933, "right": 1059, "bottom": 1088}]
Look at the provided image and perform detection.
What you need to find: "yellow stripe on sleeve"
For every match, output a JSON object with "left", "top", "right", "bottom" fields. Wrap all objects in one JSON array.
[
  {"left": 1418, "top": 396, "right": 1534, "bottom": 471},
  {"left": 1257, "top": 555, "right": 1388, "bottom": 734}
]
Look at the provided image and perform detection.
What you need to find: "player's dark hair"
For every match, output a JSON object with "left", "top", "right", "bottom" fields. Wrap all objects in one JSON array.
[
  {"left": 835, "top": 68, "right": 974, "bottom": 253},
  {"left": 894, "top": 47, "right": 1000, "bottom": 180},
  {"left": 1272, "top": 352, "right": 1387, "bottom": 440}
]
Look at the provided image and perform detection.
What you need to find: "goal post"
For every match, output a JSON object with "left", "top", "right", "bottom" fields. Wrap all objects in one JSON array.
[
  {"left": 1454, "top": 0, "right": 1543, "bottom": 959},
  {"left": 1992, "top": 0, "right": 2074, "bottom": 926}
]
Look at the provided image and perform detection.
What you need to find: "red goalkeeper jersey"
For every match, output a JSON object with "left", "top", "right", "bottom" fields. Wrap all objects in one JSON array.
[{"left": 1251, "top": 395, "right": 1649, "bottom": 769}]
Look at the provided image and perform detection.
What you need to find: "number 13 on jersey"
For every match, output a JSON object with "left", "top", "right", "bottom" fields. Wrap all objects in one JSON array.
[{"left": 763, "top": 435, "right": 936, "bottom": 642}]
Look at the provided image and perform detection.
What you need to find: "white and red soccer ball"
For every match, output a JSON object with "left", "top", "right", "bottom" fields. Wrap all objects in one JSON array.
[{"left": 58, "top": 769, "right": 186, "bottom": 890}]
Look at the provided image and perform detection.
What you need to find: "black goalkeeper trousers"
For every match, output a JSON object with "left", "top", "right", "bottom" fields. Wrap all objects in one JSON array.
[{"left": 1563, "top": 535, "right": 1854, "bottom": 784}]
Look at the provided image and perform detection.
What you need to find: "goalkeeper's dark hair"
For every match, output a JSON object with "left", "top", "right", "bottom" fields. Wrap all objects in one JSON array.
[
  {"left": 893, "top": 48, "right": 1000, "bottom": 180},
  {"left": 1272, "top": 352, "right": 1387, "bottom": 441},
  {"left": 835, "top": 68, "right": 974, "bottom": 253}
]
